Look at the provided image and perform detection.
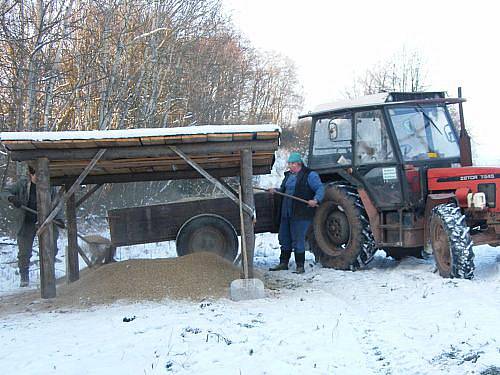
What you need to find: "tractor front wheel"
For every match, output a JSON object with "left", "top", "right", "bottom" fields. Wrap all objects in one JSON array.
[{"left": 430, "top": 203, "right": 474, "bottom": 279}]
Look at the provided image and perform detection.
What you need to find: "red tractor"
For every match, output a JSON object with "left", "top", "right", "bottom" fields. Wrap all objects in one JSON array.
[{"left": 301, "top": 91, "right": 500, "bottom": 279}]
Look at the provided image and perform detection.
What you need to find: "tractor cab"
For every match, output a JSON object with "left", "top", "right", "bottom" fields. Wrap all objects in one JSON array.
[
  {"left": 301, "top": 91, "right": 464, "bottom": 211},
  {"left": 300, "top": 91, "right": 498, "bottom": 279}
]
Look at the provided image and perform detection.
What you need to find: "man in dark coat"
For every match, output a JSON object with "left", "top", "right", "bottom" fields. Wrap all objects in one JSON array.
[
  {"left": 269, "top": 152, "right": 324, "bottom": 274},
  {"left": 1, "top": 166, "right": 60, "bottom": 287}
]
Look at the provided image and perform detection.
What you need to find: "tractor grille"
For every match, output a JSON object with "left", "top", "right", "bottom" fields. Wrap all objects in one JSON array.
[{"left": 478, "top": 183, "right": 496, "bottom": 208}]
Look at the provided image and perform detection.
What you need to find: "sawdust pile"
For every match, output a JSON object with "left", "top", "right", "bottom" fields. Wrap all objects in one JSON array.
[{"left": 56, "top": 252, "right": 243, "bottom": 305}]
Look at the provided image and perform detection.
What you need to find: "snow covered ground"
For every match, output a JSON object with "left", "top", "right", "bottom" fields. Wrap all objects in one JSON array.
[
  {"left": 0, "top": 231, "right": 499, "bottom": 375},
  {"left": 1, "top": 149, "right": 499, "bottom": 374}
]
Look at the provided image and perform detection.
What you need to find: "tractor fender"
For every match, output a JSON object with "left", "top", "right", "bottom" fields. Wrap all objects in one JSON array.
[{"left": 423, "top": 193, "right": 457, "bottom": 246}]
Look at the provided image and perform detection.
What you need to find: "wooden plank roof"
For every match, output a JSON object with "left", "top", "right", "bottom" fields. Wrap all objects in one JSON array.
[
  {"left": 0, "top": 125, "right": 280, "bottom": 185},
  {"left": 0, "top": 124, "right": 280, "bottom": 150}
]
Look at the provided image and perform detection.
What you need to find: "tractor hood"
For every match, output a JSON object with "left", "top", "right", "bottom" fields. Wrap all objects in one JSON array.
[{"left": 427, "top": 166, "right": 500, "bottom": 210}]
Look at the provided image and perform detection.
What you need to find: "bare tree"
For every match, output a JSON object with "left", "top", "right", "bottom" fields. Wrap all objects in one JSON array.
[
  {"left": 0, "top": 0, "right": 308, "bottom": 224},
  {"left": 345, "top": 47, "right": 427, "bottom": 99},
  {"left": 0, "top": 0, "right": 82, "bottom": 131}
]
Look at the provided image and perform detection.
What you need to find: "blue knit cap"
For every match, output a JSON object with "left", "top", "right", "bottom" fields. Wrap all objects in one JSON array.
[{"left": 287, "top": 152, "right": 303, "bottom": 163}]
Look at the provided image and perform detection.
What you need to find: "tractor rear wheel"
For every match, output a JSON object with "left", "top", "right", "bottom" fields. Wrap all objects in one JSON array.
[
  {"left": 312, "top": 183, "right": 376, "bottom": 270},
  {"left": 430, "top": 203, "right": 474, "bottom": 279}
]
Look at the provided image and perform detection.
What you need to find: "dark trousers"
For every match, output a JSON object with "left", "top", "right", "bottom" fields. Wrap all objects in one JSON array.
[
  {"left": 278, "top": 216, "right": 311, "bottom": 254},
  {"left": 17, "top": 221, "right": 59, "bottom": 273},
  {"left": 17, "top": 221, "right": 37, "bottom": 272}
]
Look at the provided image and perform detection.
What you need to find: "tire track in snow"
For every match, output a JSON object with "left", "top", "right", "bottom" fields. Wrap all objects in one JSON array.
[
  {"left": 269, "top": 268, "right": 434, "bottom": 375},
  {"left": 313, "top": 290, "right": 406, "bottom": 375},
  {"left": 265, "top": 270, "right": 398, "bottom": 374}
]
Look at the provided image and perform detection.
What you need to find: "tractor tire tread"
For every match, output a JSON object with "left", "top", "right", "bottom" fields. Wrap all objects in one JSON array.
[
  {"left": 431, "top": 203, "right": 475, "bottom": 279},
  {"left": 313, "top": 182, "right": 376, "bottom": 270}
]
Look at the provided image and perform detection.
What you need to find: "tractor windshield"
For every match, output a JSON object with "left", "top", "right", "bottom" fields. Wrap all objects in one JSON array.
[{"left": 388, "top": 105, "right": 460, "bottom": 161}]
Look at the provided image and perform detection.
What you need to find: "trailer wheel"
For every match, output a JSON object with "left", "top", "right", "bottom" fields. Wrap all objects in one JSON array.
[
  {"left": 430, "top": 203, "right": 474, "bottom": 279},
  {"left": 176, "top": 214, "right": 238, "bottom": 261},
  {"left": 313, "top": 182, "right": 376, "bottom": 270}
]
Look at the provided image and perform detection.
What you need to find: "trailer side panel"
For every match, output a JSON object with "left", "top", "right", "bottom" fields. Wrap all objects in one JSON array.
[{"left": 108, "top": 192, "right": 276, "bottom": 247}]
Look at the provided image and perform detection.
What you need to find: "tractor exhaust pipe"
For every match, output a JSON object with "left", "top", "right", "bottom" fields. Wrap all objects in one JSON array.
[{"left": 458, "top": 87, "right": 473, "bottom": 166}]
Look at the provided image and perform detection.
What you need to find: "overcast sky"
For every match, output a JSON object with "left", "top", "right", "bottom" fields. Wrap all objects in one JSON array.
[{"left": 223, "top": 0, "right": 500, "bottom": 163}]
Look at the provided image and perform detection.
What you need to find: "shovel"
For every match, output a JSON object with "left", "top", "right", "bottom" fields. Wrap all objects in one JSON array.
[
  {"left": 229, "top": 185, "right": 265, "bottom": 301},
  {"left": 253, "top": 186, "right": 314, "bottom": 205}
]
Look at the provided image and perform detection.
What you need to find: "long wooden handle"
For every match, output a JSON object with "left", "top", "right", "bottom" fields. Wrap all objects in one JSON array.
[
  {"left": 21, "top": 205, "right": 65, "bottom": 229},
  {"left": 253, "top": 186, "right": 311, "bottom": 205}
]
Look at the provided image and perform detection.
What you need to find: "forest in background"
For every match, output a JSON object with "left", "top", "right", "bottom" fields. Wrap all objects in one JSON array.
[
  {"left": 0, "top": 0, "right": 307, "bottom": 236},
  {"left": 0, "top": 1, "right": 433, "bottom": 237},
  {"left": 0, "top": 0, "right": 304, "bottom": 132}
]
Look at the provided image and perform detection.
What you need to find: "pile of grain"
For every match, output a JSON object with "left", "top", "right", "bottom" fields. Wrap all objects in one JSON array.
[{"left": 56, "top": 252, "right": 243, "bottom": 305}]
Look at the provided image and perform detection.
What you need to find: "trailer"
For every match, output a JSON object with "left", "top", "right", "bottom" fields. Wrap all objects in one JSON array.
[{"left": 107, "top": 192, "right": 279, "bottom": 261}]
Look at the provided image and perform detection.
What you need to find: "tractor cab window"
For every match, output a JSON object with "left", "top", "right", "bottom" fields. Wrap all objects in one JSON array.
[
  {"left": 355, "top": 109, "right": 394, "bottom": 164},
  {"left": 310, "top": 113, "right": 352, "bottom": 168},
  {"left": 389, "top": 105, "right": 460, "bottom": 161}
]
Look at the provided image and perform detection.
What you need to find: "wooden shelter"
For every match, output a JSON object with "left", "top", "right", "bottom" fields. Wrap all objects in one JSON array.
[{"left": 0, "top": 124, "right": 280, "bottom": 299}]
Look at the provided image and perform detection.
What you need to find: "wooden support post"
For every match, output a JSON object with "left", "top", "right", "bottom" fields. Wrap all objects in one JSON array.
[
  {"left": 66, "top": 189, "right": 79, "bottom": 282},
  {"left": 240, "top": 149, "right": 255, "bottom": 278},
  {"left": 36, "top": 157, "right": 56, "bottom": 298}
]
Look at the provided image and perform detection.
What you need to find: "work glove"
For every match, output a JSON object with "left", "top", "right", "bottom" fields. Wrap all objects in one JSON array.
[{"left": 8, "top": 195, "right": 22, "bottom": 208}]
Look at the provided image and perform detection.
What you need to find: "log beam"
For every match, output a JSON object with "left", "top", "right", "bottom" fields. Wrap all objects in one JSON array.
[
  {"left": 10, "top": 140, "right": 278, "bottom": 162},
  {"left": 51, "top": 166, "right": 270, "bottom": 186},
  {"left": 36, "top": 157, "right": 56, "bottom": 298},
  {"left": 66, "top": 190, "right": 79, "bottom": 282},
  {"left": 240, "top": 149, "right": 255, "bottom": 277}
]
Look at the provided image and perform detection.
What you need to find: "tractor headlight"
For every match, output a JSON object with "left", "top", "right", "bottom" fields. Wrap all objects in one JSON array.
[{"left": 467, "top": 192, "right": 487, "bottom": 210}]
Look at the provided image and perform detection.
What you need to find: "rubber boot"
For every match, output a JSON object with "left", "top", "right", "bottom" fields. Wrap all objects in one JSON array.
[
  {"left": 269, "top": 250, "right": 292, "bottom": 271},
  {"left": 20, "top": 270, "right": 29, "bottom": 287},
  {"left": 294, "top": 252, "right": 305, "bottom": 274}
]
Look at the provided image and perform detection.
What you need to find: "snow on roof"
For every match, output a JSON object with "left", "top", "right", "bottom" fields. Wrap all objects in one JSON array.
[
  {"left": 301, "top": 93, "right": 390, "bottom": 118},
  {"left": 0, "top": 124, "right": 280, "bottom": 141},
  {"left": 300, "top": 91, "right": 449, "bottom": 118}
]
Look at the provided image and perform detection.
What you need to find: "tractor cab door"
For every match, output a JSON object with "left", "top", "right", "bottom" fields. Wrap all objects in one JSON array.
[
  {"left": 309, "top": 112, "right": 353, "bottom": 169},
  {"left": 353, "top": 109, "right": 403, "bottom": 209}
]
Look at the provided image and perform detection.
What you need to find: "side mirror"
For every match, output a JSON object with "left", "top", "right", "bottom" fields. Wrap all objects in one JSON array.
[{"left": 328, "top": 120, "right": 338, "bottom": 140}]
